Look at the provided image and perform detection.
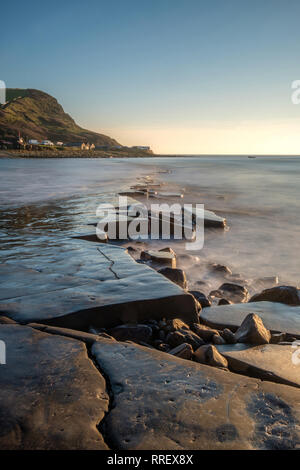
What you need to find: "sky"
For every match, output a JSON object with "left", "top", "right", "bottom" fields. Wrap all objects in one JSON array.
[{"left": 2, "top": 0, "right": 300, "bottom": 154}]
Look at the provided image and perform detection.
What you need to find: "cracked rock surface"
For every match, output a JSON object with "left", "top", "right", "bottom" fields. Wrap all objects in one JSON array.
[
  {"left": 0, "top": 324, "right": 109, "bottom": 450},
  {"left": 0, "top": 241, "right": 198, "bottom": 329},
  {"left": 91, "top": 338, "right": 300, "bottom": 450}
]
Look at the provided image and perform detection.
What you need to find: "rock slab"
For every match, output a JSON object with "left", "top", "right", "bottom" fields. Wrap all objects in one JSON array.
[
  {"left": 216, "top": 343, "right": 300, "bottom": 389},
  {"left": 91, "top": 339, "right": 300, "bottom": 450},
  {"left": 0, "top": 324, "right": 109, "bottom": 449},
  {"left": 201, "top": 301, "right": 300, "bottom": 339}
]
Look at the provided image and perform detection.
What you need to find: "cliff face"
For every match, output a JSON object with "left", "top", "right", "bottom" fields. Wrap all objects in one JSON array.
[{"left": 0, "top": 88, "right": 119, "bottom": 146}]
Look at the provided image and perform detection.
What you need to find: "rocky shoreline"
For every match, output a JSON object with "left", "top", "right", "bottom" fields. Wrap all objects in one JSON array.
[{"left": 0, "top": 169, "right": 300, "bottom": 450}]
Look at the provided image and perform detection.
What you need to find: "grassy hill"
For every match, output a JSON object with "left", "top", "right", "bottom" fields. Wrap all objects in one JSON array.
[{"left": 0, "top": 88, "right": 119, "bottom": 146}]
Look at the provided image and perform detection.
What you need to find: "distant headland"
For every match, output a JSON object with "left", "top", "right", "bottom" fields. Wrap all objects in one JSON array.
[{"left": 0, "top": 88, "right": 153, "bottom": 158}]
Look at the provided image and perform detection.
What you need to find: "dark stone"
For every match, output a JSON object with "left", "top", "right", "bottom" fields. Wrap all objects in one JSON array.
[
  {"left": 249, "top": 286, "right": 300, "bottom": 306},
  {"left": 141, "top": 250, "right": 176, "bottom": 268},
  {"left": 191, "top": 323, "right": 220, "bottom": 342},
  {"left": 217, "top": 283, "right": 249, "bottom": 303},
  {"left": 189, "top": 291, "right": 211, "bottom": 308},
  {"left": 0, "top": 324, "right": 109, "bottom": 449},
  {"left": 158, "top": 267, "right": 188, "bottom": 289},
  {"left": 218, "top": 298, "right": 232, "bottom": 306},
  {"left": 169, "top": 343, "right": 193, "bottom": 360},
  {"left": 212, "top": 334, "right": 226, "bottom": 345},
  {"left": 221, "top": 328, "right": 236, "bottom": 344},
  {"left": 194, "top": 344, "right": 228, "bottom": 369},
  {"left": 210, "top": 264, "right": 232, "bottom": 276},
  {"left": 166, "top": 330, "right": 204, "bottom": 351},
  {"left": 235, "top": 313, "right": 271, "bottom": 345},
  {"left": 109, "top": 324, "right": 152, "bottom": 343}
]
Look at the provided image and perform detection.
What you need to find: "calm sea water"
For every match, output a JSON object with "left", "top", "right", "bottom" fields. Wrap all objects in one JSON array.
[{"left": 0, "top": 155, "right": 300, "bottom": 288}]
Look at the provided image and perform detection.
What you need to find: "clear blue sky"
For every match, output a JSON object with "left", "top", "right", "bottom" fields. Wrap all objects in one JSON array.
[{"left": 2, "top": 0, "right": 300, "bottom": 153}]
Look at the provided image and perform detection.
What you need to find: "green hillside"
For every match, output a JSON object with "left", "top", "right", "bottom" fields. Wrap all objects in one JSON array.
[{"left": 0, "top": 88, "right": 119, "bottom": 146}]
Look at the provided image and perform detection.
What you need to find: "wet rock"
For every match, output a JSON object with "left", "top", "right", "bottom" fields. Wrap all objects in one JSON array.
[
  {"left": 29, "top": 323, "right": 116, "bottom": 345},
  {"left": 184, "top": 206, "right": 227, "bottom": 229},
  {"left": 0, "top": 324, "right": 109, "bottom": 449},
  {"left": 212, "top": 334, "right": 226, "bottom": 345},
  {"left": 210, "top": 264, "right": 232, "bottom": 276},
  {"left": 141, "top": 250, "right": 176, "bottom": 268},
  {"left": 127, "top": 246, "right": 138, "bottom": 252},
  {"left": 0, "top": 245, "right": 198, "bottom": 329},
  {"left": 201, "top": 301, "right": 300, "bottom": 340},
  {"left": 249, "top": 286, "right": 300, "bottom": 306},
  {"left": 217, "top": 283, "right": 249, "bottom": 303},
  {"left": 166, "top": 330, "right": 204, "bottom": 350},
  {"left": 169, "top": 343, "right": 193, "bottom": 360},
  {"left": 156, "top": 342, "right": 170, "bottom": 352},
  {"left": 221, "top": 328, "right": 237, "bottom": 344},
  {"left": 191, "top": 323, "right": 220, "bottom": 342},
  {"left": 235, "top": 313, "right": 271, "bottom": 345},
  {"left": 91, "top": 337, "right": 300, "bottom": 449},
  {"left": 189, "top": 291, "right": 211, "bottom": 308},
  {"left": 216, "top": 343, "right": 300, "bottom": 389},
  {"left": 270, "top": 332, "right": 287, "bottom": 344},
  {"left": 158, "top": 267, "right": 187, "bottom": 289},
  {"left": 158, "top": 330, "right": 166, "bottom": 341},
  {"left": 164, "top": 318, "right": 190, "bottom": 332},
  {"left": 109, "top": 324, "right": 152, "bottom": 343},
  {"left": 218, "top": 298, "right": 232, "bottom": 305},
  {"left": 159, "top": 247, "right": 177, "bottom": 256},
  {"left": 194, "top": 344, "right": 228, "bottom": 369}
]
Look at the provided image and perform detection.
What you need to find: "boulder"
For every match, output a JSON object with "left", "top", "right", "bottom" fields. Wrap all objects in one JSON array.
[
  {"left": 158, "top": 267, "right": 187, "bottom": 289},
  {"left": 91, "top": 337, "right": 300, "bottom": 449},
  {"left": 217, "top": 283, "right": 249, "bottom": 303},
  {"left": 218, "top": 298, "right": 232, "bottom": 305},
  {"left": 189, "top": 291, "right": 211, "bottom": 308},
  {"left": 191, "top": 323, "right": 220, "bottom": 342},
  {"left": 221, "top": 328, "right": 236, "bottom": 344},
  {"left": 164, "top": 318, "right": 190, "bottom": 332},
  {"left": 141, "top": 250, "right": 176, "bottom": 268},
  {"left": 0, "top": 324, "right": 109, "bottom": 449},
  {"left": 169, "top": 343, "right": 193, "bottom": 360},
  {"left": 109, "top": 324, "right": 153, "bottom": 343},
  {"left": 212, "top": 334, "right": 226, "bottom": 345},
  {"left": 166, "top": 330, "right": 204, "bottom": 350},
  {"left": 194, "top": 344, "right": 228, "bottom": 369},
  {"left": 270, "top": 332, "right": 287, "bottom": 344},
  {"left": 249, "top": 286, "right": 300, "bottom": 306},
  {"left": 201, "top": 302, "right": 300, "bottom": 340},
  {"left": 216, "top": 343, "right": 300, "bottom": 389},
  {"left": 235, "top": 313, "right": 271, "bottom": 345},
  {"left": 210, "top": 264, "right": 232, "bottom": 276}
]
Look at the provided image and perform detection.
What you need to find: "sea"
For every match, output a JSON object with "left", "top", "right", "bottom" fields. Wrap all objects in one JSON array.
[{"left": 1, "top": 155, "right": 300, "bottom": 292}]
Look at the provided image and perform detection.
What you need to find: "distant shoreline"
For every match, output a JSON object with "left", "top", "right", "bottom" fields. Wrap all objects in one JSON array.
[
  {"left": 0, "top": 148, "right": 155, "bottom": 159},
  {"left": 1, "top": 150, "right": 300, "bottom": 159}
]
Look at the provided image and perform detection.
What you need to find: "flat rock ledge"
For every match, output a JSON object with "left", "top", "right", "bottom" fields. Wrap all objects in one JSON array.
[
  {"left": 0, "top": 324, "right": 109, "bottom": 450},
  {"left": 216, "top": 343, "right": 300, "bottom": 389},
  {"left": 91, "top": 338, "right": 300, "bottom": 450},
  {"left": 201, "top": 301, "right": 300, "bottom": 339},
  {"left": 0, "top": 241, "right": 198, "bottom": 329}
]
